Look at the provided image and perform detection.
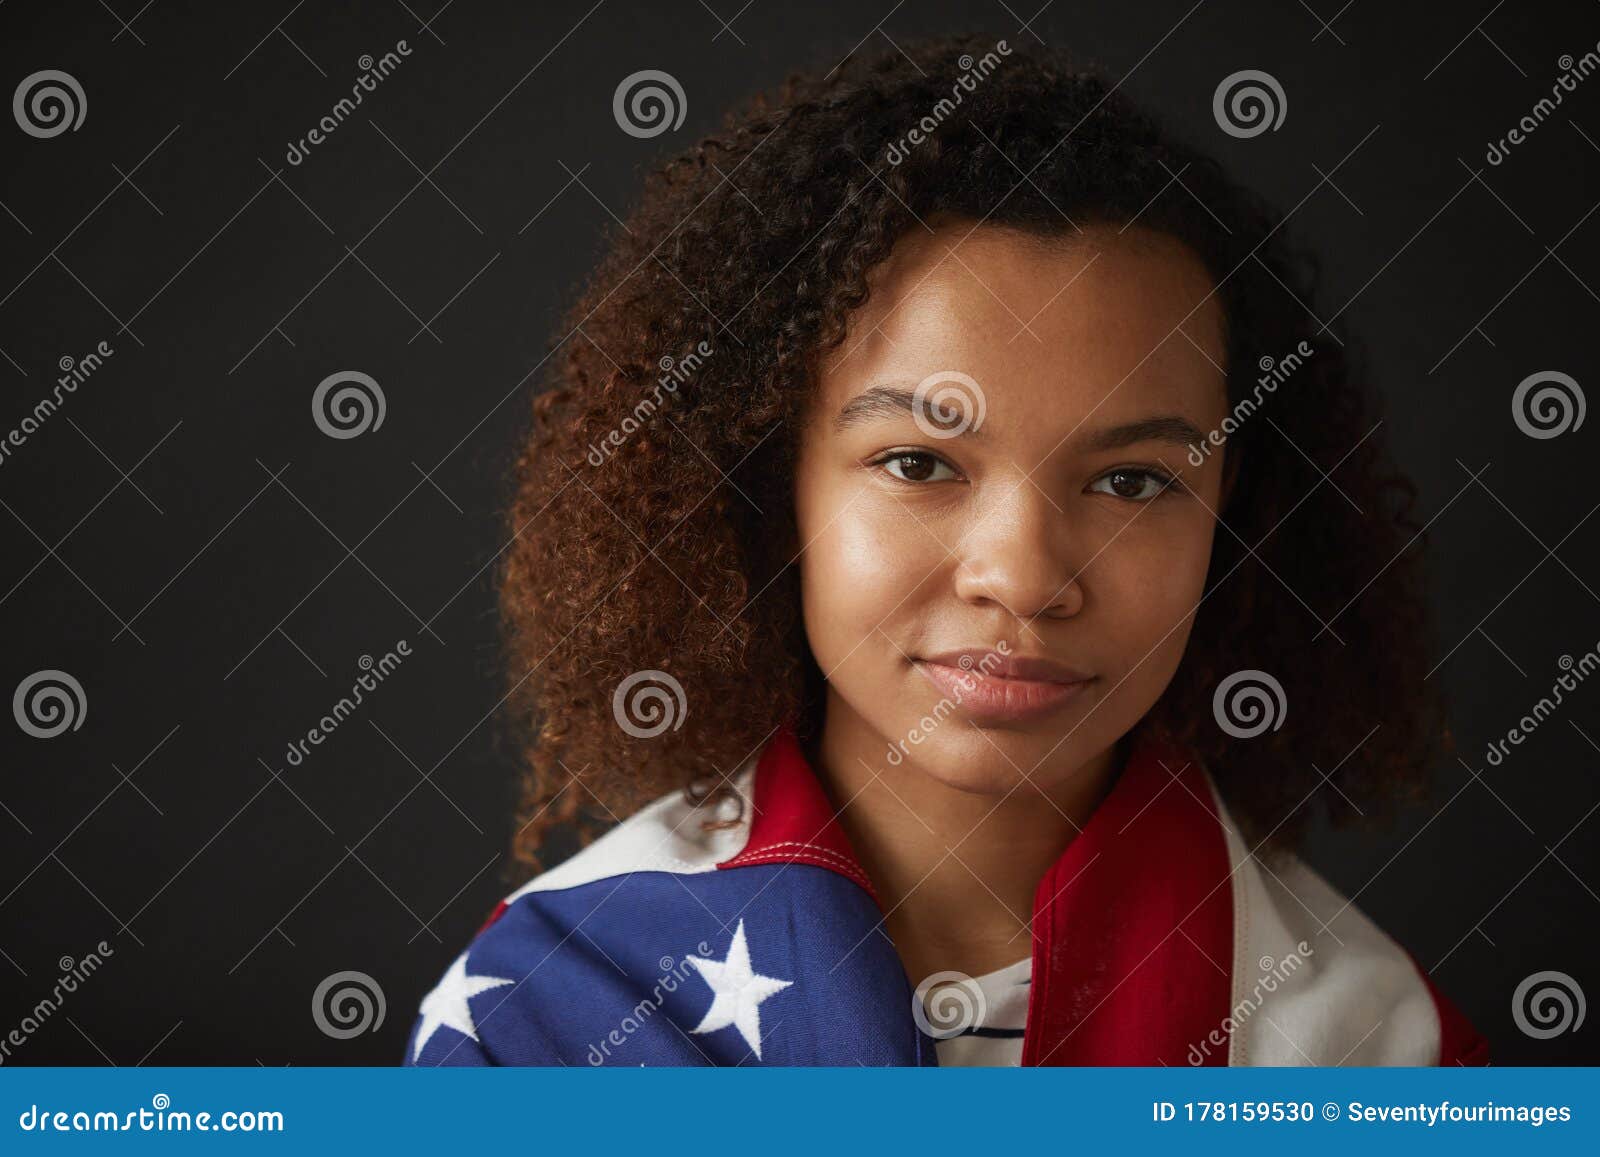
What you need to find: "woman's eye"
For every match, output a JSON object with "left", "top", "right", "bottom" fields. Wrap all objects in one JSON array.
[
  {"left": 1089, "top": 468, "right": 1175, "bottom": 501},
  {"left": 876, "top": 451, "right": 959, "bottom": 484}
]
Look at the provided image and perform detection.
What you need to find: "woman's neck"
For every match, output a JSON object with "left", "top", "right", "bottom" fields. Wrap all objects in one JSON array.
[{"left": 807, "top": 693, "right": 1122, "bottom": 986}]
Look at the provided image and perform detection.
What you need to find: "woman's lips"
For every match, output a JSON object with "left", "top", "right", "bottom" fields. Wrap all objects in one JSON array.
[{"left": 911, "top": 658, "right": 1093, "bottom": 724}]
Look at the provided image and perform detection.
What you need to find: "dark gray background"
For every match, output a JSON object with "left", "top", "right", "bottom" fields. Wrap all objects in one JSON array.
[{"left": 0, "top": 0, "right": 1595, "bottom": 1065}]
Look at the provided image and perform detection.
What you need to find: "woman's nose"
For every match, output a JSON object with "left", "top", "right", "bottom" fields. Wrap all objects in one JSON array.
[{"left": 951, "top": 483, "right": 1085, "bottom": 621}]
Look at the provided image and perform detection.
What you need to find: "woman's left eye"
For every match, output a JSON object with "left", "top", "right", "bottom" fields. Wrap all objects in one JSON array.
[{"left": 1088, "top": 468, "right": 1176, "bottom": 501}]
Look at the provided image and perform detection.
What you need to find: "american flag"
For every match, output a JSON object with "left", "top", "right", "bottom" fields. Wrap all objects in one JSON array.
[{"left": 406, "top": 726, "right": 1486, "bottom": 1067}]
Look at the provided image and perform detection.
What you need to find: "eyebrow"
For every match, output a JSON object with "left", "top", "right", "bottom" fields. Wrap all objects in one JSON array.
[
  {"left": 1080, "top": 415, "right": 1207, "bottom": 452},
  {"left": 833, "top": 385, "right": 980, "bottom": 437},
  {"left": 832, "top": 385, "right": 1205, "bottom": 451}
]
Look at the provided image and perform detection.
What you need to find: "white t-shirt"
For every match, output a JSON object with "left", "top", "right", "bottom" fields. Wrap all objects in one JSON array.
[{"left": 928, "top": 956, "right": 1031, "bottom": 1066}]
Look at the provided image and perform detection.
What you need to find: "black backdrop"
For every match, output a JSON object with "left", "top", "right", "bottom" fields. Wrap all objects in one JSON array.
[{"left": 1, "top": 0, "right": 1596, "bottom": 1066}]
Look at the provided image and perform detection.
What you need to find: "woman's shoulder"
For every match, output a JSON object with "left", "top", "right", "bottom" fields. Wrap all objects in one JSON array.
[
  {"left": 502, "top": 767, "right": 758, "bottom": 903},
  {"left": 1219, "top": 817, "right": 1489, "bottom": 1066},
  {"left": 405, "top": 767, "right": 760, "bottom": 1065}
]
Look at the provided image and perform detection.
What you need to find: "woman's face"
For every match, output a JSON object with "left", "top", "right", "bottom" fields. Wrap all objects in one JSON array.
[{"left": 794, "top": 220, "right": 1230, "bottom": 797}]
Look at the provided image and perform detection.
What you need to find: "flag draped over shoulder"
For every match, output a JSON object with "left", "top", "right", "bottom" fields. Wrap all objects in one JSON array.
[{"left": 405, "top": 726, "right": 1487, "bottom": 1067}]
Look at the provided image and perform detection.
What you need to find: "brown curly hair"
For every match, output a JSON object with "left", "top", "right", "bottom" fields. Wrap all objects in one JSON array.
[{"left": 499, "top": 33, "right": 1448, "bottom": 873}]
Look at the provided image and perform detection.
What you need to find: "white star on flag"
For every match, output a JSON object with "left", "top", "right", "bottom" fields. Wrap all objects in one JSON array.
[
  {"left": 412, "top": 952, "right": 513, "bottom": 1061},
  {"left": 685, "top": 918, "right": 793, "bottom": 1060}
]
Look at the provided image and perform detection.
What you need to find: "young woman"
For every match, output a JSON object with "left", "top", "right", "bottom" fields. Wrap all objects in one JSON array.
[{"left": 406, "top": 35, "right": 1486, "bottom": 1067}]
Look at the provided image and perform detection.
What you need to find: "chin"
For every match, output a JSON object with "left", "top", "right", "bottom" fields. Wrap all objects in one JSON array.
[{"left": 885, "top": 727, "right": 1049, "bottom": 796}]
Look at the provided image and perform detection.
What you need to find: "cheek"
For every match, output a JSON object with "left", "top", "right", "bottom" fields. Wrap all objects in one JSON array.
[
  {"left": 1092, "top": 514, "right": 1216, "bottom": 681},
  {"left": 796, "top": 484, "right": 939, "bottom": 670}
]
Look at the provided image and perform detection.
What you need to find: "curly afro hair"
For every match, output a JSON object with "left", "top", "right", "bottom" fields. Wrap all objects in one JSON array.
[{"left": 499, "top": 33, "right": 1447, "bottom": 873}]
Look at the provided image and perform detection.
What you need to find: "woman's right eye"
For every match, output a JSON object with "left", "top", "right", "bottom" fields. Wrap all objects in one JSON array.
[{"left": 875, "top": 451, "right": 960, "bottom": 484}]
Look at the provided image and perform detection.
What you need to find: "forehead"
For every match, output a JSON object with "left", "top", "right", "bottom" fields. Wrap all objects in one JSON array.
[{"left": 815, "top": 221, "right": 1228, "bottom": 432}]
